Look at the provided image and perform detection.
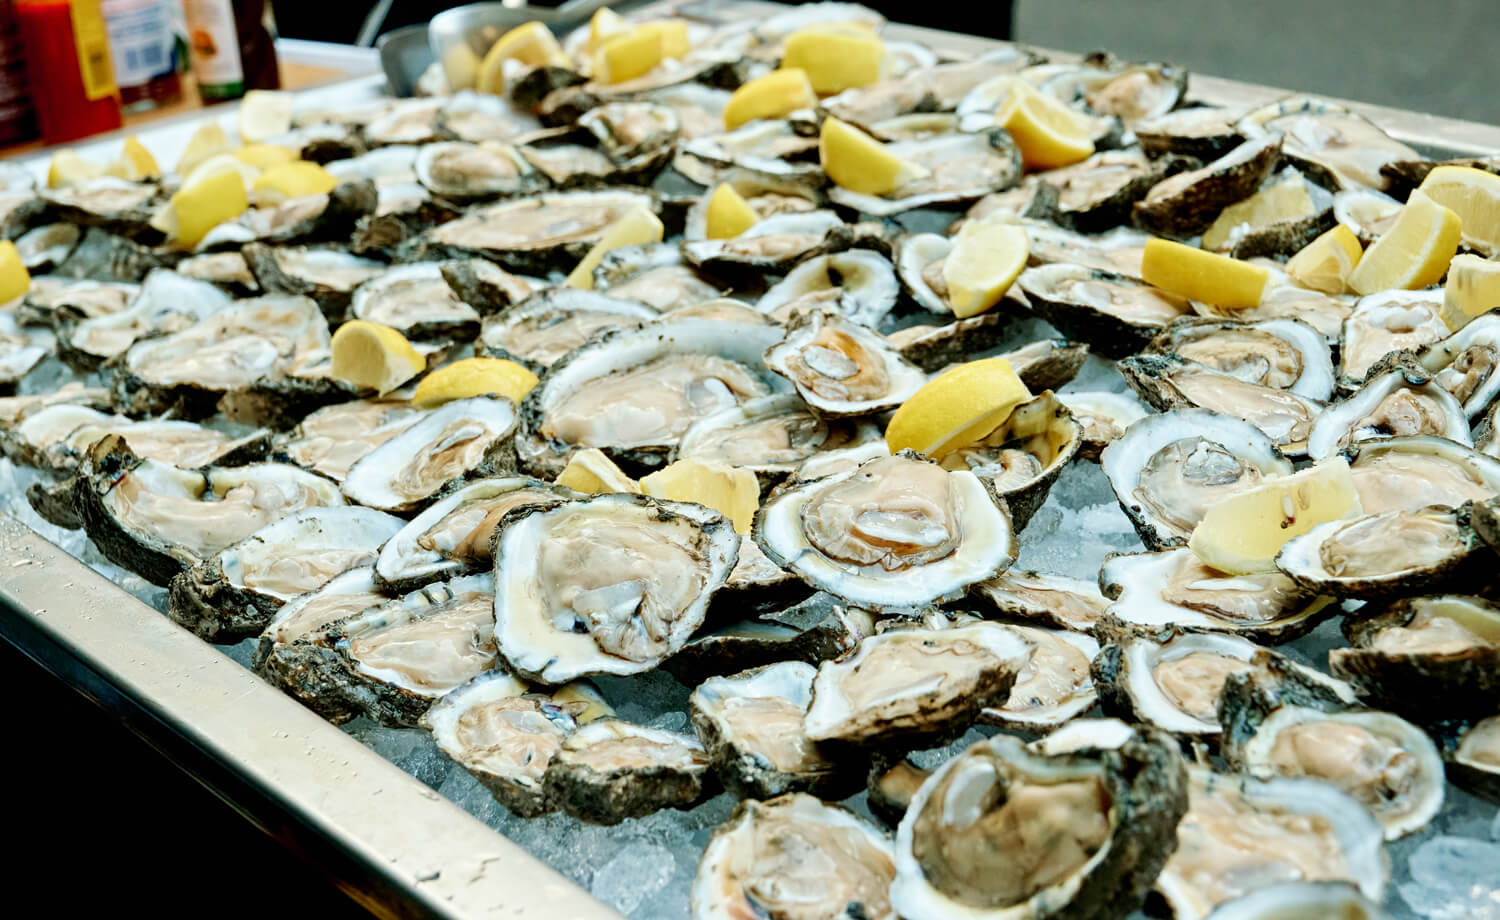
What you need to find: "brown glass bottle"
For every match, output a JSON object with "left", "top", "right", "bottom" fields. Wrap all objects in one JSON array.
[{"left": 182, "top": 0, "right": 278, "bottom": 103}]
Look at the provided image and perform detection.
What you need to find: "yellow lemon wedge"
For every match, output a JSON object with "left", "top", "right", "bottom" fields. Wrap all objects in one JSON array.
[
  {"left": 169, "top": 168, "right": 249, "bottom": 249},
  {"left": 705, "top": 183, "right": 760, "bottom": 239},
  {"left": 233, "top": 144, "right": 298, "bottom": 171},
  {"left": 176, "top": 121, "right": 236, "bottom": 177},
  {"left": 0, "top": 240, "right": 31, "bottom": 303},
  {"left": 588, "top": 7, "right": 632, "bottom": 52},
  {"left": 478, "top": 22, "right": 572, "bottom": 95},
  {"left": 819, "top": 115, "right": 929, "bottom": 196},
  {"left": 996, "top": 79, "right": 1095, "bottom": 170},
  {"left": 634, "top": 20, "right": 691, "bottom": 60},
  {"left": 1419, "top": 164, "right": 1500, "bottom": 258},
  {"left": 1285, "top": 224, "right": 1364, "bottom": 295},
  {"left": 723, "top": 68, "right": 817, "bottom": 130},
  {"left": 106, "top": 136, "right": 160, "bottom": 181},
  {"left": 639, "top": 459, "right": 759, "bottom": 534},
  {"left": 563, "top": 204, "right": 664, "bottom": 288},
  {"left": 885, "top": 358, "right": 1031, "bottom": 459},
  {"left": 592, "top": 27, "right": 663, "bottom": 85},
  {"left": 1201, "top": 175, "right": 1316, "bottom": 251},
  {"left": 1442, "top": 254, "right": 1500, "bottom": 330},
  {"left": 442, "top": 43, "right": 483, "bottom": 91},
  {"left": 1347, "top": 189, "right": 1462, "bottom": 295},
  {"left": 556, "top": 448, "right": 641, "bottom": 494},
  {"left": 182, "top": 152, "right": 261, "bottom": 196},
  {"left": 1188, "top": 458, "right": 1359, "bottom": 575},
  {"left": 251, "top": 161, "right": 339, "bottom": 206},
  {"left": 782, "top": 23, "right": 884, "bottom": 94},
  {"left": 47, "top": 149, "right": 106, "bottom": 188},
  {"left": 238, "top": 89, "right": 294, "bottom": 144},
  {"left": 942, "top": 219, "right": 1028, "bottom": 318},
  {"left": 1141, "top": 238, "right": 1271, "bottom": 310},
  {"left": 411, "top": 357, "right": 539, "bottom": 409},
  {"left": 330, "top": 320, "right": 427, "bottom": 395}
]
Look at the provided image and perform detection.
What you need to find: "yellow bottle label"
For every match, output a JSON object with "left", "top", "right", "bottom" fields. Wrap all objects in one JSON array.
[{"left": 71, "top": 0, "right": 120, "bottom": 101}]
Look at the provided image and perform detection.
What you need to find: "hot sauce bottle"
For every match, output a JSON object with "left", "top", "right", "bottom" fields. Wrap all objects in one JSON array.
[{"left": 15, "top": 0, "right": 124, "bottom": 143}]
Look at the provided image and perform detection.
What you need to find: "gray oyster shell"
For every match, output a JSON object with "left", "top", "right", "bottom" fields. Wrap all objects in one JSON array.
[
  {"left": 1034, "top": 148, "right": 1195, "bottom": 234},
  {"left": 242, "top": 244, "right": 387, "bottom": 322},
  {"left": 478, "top": 288, "right": 658, "bottom": 372},
  {"left": 1348, "top": 436, "right": 1500, "bottom": 514},
  {"left": 675, "top": 393, "right": 884, "bottom": 487},
  {"left": 979, "top": 624, "right": 1099, "bottom": 731},
  {"left": 681, "top": 210, "right": 853, "bottom": 274},
  {"left": 196, "top": 181, "right": 377, "bottom": 250},
  {"left": 417, "top": 189, "right": 656, "bottom": 274},
  {"left": 41, "top": 177, "right": 161, "bottom": 240},
  {"left": 2, "top": 404, "right": 269, "bottom": 475},
  {"left": 937, "top": 390, "right": 1082, "bottom": 531},
  {"left": 756, "top": 248, "right": 900, "bottom": 327},
  {"left": 1134, "top": 105, "right": 1244, "bottom": 161},
  {"left": 543, "top": 718, "right": 713, "bottom": 825},
  {"left": 591, "top": 242, "right": 720, "bottom": 313},
  {"left": 969, "top": 570, "right": 1110, "bottom": 633},
  {"left": 1305, "top": 360, "right": 1469, "bottom": 461},
  {"left": 1132, "top": 133, "right": 1282, "bottom": 238},
  {"left": 56, "top": 268, "right": 232, "bottom": 369},
  {"left": 15, "top": 222, "right": 81, "bottom": 272},
  {"left": 1019, "top": 263, "right": 1193, "bottom": 359},
  {"left": 826, "top": 129, "right": 1023, "bottom": 217},
  {"left": 762, "top": 308, "right": 924, "bottom": 417},
  {"left": 1237, "top": 95, "right": 1418, "bottom": 191},
  {"left": 274, "top": 395, "right": 426, "bottom": 482},
  {"left": 1144, "top": 318, "right": 1335, "bottom": 402},
  {"left": 661, "top": 592, "right": 875, "bottom": 686},
  {"left": 349, "top": 262, "right": 481, "bottom": 341},
  {"left": 413, "top": 141, "right": 541, "bottom": 201}
]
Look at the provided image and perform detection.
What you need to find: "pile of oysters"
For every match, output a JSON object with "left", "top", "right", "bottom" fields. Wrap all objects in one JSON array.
[{"left": 2, "top": 2, "right": 1499, "bottom": 918}]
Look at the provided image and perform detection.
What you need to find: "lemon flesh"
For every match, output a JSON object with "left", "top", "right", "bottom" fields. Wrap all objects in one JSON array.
[
  {"left": 0, "top": 240, "right": 31, "bottom": 303},
  {"left": 1286, "top": 224, "right": 1363, "bottom": 295},
  {"left": 1201, "top": 176, "right": 1315, "bottom": 251},
  {"left": 819, "top": 116, "right": 928, "bottom": 196},
  {"left": 563, "top": 204, "right": 664, "bottom": 288},
  {"left": 233, "top": 144, "right": 298, "bottom": 170},
  {"left": 176, "top": 121, "right": 236, "bottom": 177},
  {"left": 330, "top": 320, "right": 426, "bottom": 395},
  {"left": 1141, "top": 238, "right": 1271, "bottom": 310},
  {"left": 1419, "top": 164, "right": 1500, "bottom": 257},
  {"left": 1442, "top": 254, "right": 1500, "bottom": 330},
  {"left": 943, "top": 220, "right": 1028, "bottom": 318},
  {"left": 782, "top": 24, "right": 884, "bottom": 94},
  {"left": 588, "top": 8, "right": 631, "bottom": 52},
  {"left": 634, "top": 21, "right": 691, "bottom": 60},
  {"left": 885, "top": 358, "right": 1031, "bottom": 459},
  {"left": 238, "top": 90, "right": 294, "bottom": 144},
  {"left": 411, "top": 357, "right": 539, "bottom": 409},
  {"left": 639, "top": 459, "right": 759, "bottom": 534},
  {"left": 723, "top": 69, "right": 817, "bottom": 131},
  {"left": 556, "top": 448, "right": 640, "bottom": 495},
  {"left": 1347, "top": 189, "right": 1462, "bottom": 295},
  {"left": 252, "top": 161, "right": 339, "bottom": 206},
  {"left": 170, "top": 169, "right": 250, "bottom": 249},
  {"left": 47, "top": 150, "right": 106, "bottom": 189},
  {"left": 996, "top": 80, "right": 1094, "bottom": 170},
  {"left": 1188, "top": 457, "right": 1359, "bottom": 575},
  {"left": 592, "top": 28, "right": 662, "bottom": 85},
  {"left": 478, "top": 22, "right": 571, "bottom": 94},
  {"left": 705, "top": 184, "right": 760, "bottom": 239},
  {"left": 113, "top": 136, "right": 160, "bottom": 180}
]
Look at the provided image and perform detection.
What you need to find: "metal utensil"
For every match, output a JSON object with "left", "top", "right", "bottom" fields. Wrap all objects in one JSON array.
[{"left": 427, "top": 0, "right": 624, "bottom": 90}]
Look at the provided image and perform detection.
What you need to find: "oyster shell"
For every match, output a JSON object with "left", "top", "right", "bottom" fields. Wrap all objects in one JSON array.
[
  {"left": 348, "top": 262, "right": 481, "bottom": 341},
  {"left": 542, "top": 718, "right": 713, "bottom": 824},
  {"left": 414, "top": 141, "right": 539, "bottom": 200},
  {"left": 661, "top": 592, "right": 875, "bottom": 686},
  {"left": 1446, "top": 715, "right": 1500, "bottom": 804},
  {"left": 938, "top": 390, "right": 1083, "bottom": 530},
  {"left": 1133, "top": 134, "right": 1282, "bottom": 238},
  {"left": 1119, "top": 353, "right": 1322, "bottom": 455},
  {"left": 1199, "top": 168, "right": 1335, "bottom": 260},
  {"left": 1338, "top": 290, "right": 1447, "bottom": 385},
  {"left": 242, "top": 244, "right": 386, "bottom": 321},
  {"left": 674, "top": 120, "right": 822, "bottom": 189},
  {"left": 970, "top": 570, "right": 1110, "bottom": 633},
  {"left": 4, "top": 405, "right": 268, "bottom": 474},
  {"left": 1036, "top": 148, "right": 1192, "bottom": 233},
  {"left": 885, "top": 314, "right": 1026, "bottom": 374},
  {"left": 1305, "top": 361, "right": 1469, "bottom": 461},
  {"left": 675, "top": 393, "right": 884, "bottom": 485},
  {"left": 1275, "top": 507, "right": 1483, "bottom": 600},
  {"left": 174, "top": 251, "right": 259, "bottom": 295},
  {"left": 492, "top": 493, "right": 740, "bottom": 684},
  {"left": 1058, "top": 390, "right": 1151, "bottom": 460},
  {"left": 276, "top": 395, "right": 427, "bottom": 482},
  {"left": 20, "top": 276, "right": 137, "bottom": 326},
  {"left": 1347, "top": 436, "right": 1500, "bottom": 514},
  {"left": 825, "top": 129, "right": 1023, "bottom": 217},
  {"left": 590, "top": 243, "right": 720, "bottom": 313},
  {"left": 755, "top": 249, "right": 901, "bottom": 327},
  {"left": 980, "top": 624, "right": 1099, "bottom": 731},
  {"left": 56, "top": 269, "right": 233, "bottom": 368},
  {"left": 762, "top": 308, "right": 925, "bottom": 417},
  {"left": 1237, "top": 96, "right": 1418, "bottom": 191},
  {"left": 680, "top": 210, "right": 851, "bottom": 274},
  {"left": 1331, "top": 186, "right": 1403, "bottom": 245},
  {"left": 418, "top": 189, "right": 656, "bottom": 274},
  {"left": 1415, "top": 310, "right": 1500, "bottom": 418},
  {"left": 1146, "top": 318, "right": 1335, "bottom": 401},
  {"left": 1196, "top": 283, "right": 1355, "bottom": 344},
  {"left": 1197, "top": 882, "right": 1389, "bottom": 920},
  {"left": 41, "top": 177, "right": 160, "bottom": 239},
  {"left": 821, "top": 48, "right": 1039, "bottom": 127},
  {"left": 1019, "top": 264, "right": 1192, "bottom": 358},
  {"left": 196, "top": 181, "right": 377, "bottom": 249},
  {"left": 478, "top": 288, "right": 657, "bottom": 371},
  {"left": 1134, "top": 105, "right": 1244, "bottom": 161},
  {"left": 15, "top": 222, "right": 80, "bottom": 272}
]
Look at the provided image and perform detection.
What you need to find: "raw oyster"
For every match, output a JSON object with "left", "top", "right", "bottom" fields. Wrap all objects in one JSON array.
[
  {"left": 348, "top": 262, "right": 481, "bottom": 340},
  {"left": 242, "top": 244, "right": 386, "bottom": 321},
  {"left": 681, "top": 210, "right": 851, "bottom": 274},
  {"left": 884, "top": 314, "right": 1021, "bottom": 374},
  {"left": 542, "top": 718, "right": 712, "bottom": 824},
  {"left": 1019, "top": 263, "right": 1192, "bottom": 358},
  {"left": 1133, "top": 134, "right": 1282, "bottom": 238},
  {"left": 1197, "top": 882, "right": 1390, "bottom": 920},
  {"left": 1446, "top": 715, "right": 1500, "bottom": 803},
  {"left": 1338, "top": 290, "right": 1447, "bottom": 385},
  {"left": 675, "top": 393, "right": 884, "bottom": 485},
  {"left": 690, "top": 661, "right": 857, "bottom": 800},
  {"left": 276, "top": 395, "right": 427, "bottom": 482},
  {"left": 41, "top": 176, "right": 160, "bottom": 239},
  {"left": 1415, "top": 310, "right": 1500, "bottom": 417},
  {"left": 479, "top": 288, "right": 657, "bottom": 371},
  {"left": 825, "top": 129, "right": 1024, "bottom": 217},
  {"left": 1218, "top": 670, "right": 1444, "bottom": 839},
  {"left": 362, "top": 97, "right": 445, "bottom": 146},
  {"left": 1237, "top": 95, "right": 1418, "bottom": 191},
  {"left": 418, "top": 189, "right": 656, "bottom": 274},
  {"left": 1199, "top": 168, "right": 1334, "bottom": 260},
  {"left": 1145, "top": 318, "right": 1335, "bottom": 401},
  {"left": 1305, "top": 361, "right": 1469, "bottom": 461},
  {"left": 196, "top": 181, "right": 377, "bottom": 249},
  {"left": 420, "top": 671, "right": 610, "bottom": 817},
  {"left": 1155, "top": 768, "right": 1388, "bottom": 918},
  {"left": 867, "top": 757, "right": 932, "bottom": 827},
  {"left": 891, "top": 730, "right": 1188, "bottom": 920},
  {"left": 894, "top": 231, "right": 957, "bottom": 314},
  {"left": 1275, "top": 507, "right": 1483, "bottom": 600},
  {"left": 938, "top": 390, "right": 1083, "bottom": 529},
  {"left": 167, "top": 505, "right": 403, "bottom": 642},
  {"left": 414, "top": 140, "right": 540, "bottom": 200},
  {"left": 755, "top": 249, "right": 901, "bottom": 327},
  {"left": 692, "top": 793, "right": 896, "bottom": 920},
  {"left": 492, "top": 493, "right": 739, "bottom": 684},
  {"left": 803, "top": 622, "right": 1031, "bottom": 747},
  {"left": 340, "top": 396, "right": 519, "bottom": 513},
  {"left": 1059, "top": 390, "right": 1150, "bottom": 460},
  {"left": 15, "top": 222, "right": 80, "bottom": 272},
  {"left": 970, "top": 570, "right": 1110, "bottom": 632},
  {"left": 1331, "top": 186, "right": 1403, "bottom": 245},
  {"left": 662, "top": 592, "right": 876, "bottom": 686},
  {"left": 516, "top": 319, "right": 788, "bottom": 477},
  {"left": 590, "top": 243, "right": 720, "bottom": 312},
  {"left": 50, "top": 226, "right": 168, "bottom": 283},
  {"left": 1101, "top": 549, "right": 1333, "bottom": 642},
  {"left": 680, "top": 174, "right": 819, "bottom": 241},
  {"left": 1196, "top": 283, "right": 1356, "bottom": 343},
  {"left": 756, "top": 452, "right": 1017, "bottom": 610},
  {"left": 1133, "top": 105, "right": 1244, "bottom": 160},
  {"left": 0, "top": 315, "right": 51, "bottom": 393},
  {"left": 20, "top": 276, "right": 137, "bottom": 325},
  {"left": 674, "top": 120, "right": 822, "bottom": 189},
  {"left": 56, "top": 269, "right": 232, "bottom": 368},
  {"left": 1035, "top": 148, "right": 1191, "bottom": 233},
  {"left": 4, "top": 405, "right": 268, "bottom": 474},
  {"left": 374, "top": 476, "right": 575, "bottom": 592},
  {"left": 1119, "top": 353, "right": 1322, "bottom": 455},
  {"left": 822, "top": 48, "right": 1039, "bottom": 127},
  {"left": 1101, "top": 409, "right": 1293, "bottom": 549},
  {"left": 980, "top": 624, "right": 1099, "bottom": 731},
  {"left": 762, "top": 308, "right": 925, "bottom": 416},
  {"left": 1347, "top": 436, "right": 1500, "bottom": 514},
  {"left": 0, "top": 383, "right": 109, "bottom": 428},
  {"left": 75, "top": 435, "right": 345, "bottom": 586},
  {"left": 439, "top": 258, "right": 536, "bottom": 313},
  {"left": 174, "top": 251, "right": 258, "bottom": 294},
  {"left": 1329, "top": 594, "right": 1500, "bottom": 718}
]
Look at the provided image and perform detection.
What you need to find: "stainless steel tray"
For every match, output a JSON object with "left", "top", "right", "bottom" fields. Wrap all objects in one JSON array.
[{"left": 3, "top": 4, "right": 1498, "bottom": 918}]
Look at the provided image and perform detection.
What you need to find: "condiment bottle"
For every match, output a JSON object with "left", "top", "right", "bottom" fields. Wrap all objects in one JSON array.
[
  {"left": 15, "top": 0, "right": 123, "bottom": 143},
  {"left": 101, "top": 0, "right": 181, "bottom": 111},
  {"left": 181, "top": 0, "right": 278, "bottom": 104},
  {"left": 0, "top": 0, "right": 38, "bottom": 144}
]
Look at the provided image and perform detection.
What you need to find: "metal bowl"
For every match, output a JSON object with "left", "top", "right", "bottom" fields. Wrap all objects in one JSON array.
[{"left": 428, "top": 0, "right": 615, "bottom": 90}]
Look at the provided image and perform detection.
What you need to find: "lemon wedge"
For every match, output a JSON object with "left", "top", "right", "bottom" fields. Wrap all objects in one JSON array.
[
  {"left": 885, "top": 358, "right": 1031, "bottom": 459},
  {"left": 233, "top": 144, "right": 298, "bottom": 170},
  {"left": 563, "top": 204, "right": 664, "bottom": 288},
  {"left": 176, "top": 121, "right": 236, "bottom": 177},
  {"left": 442, "top": 43, "right": 483, "bottom": 91},
  {"left": 1442, "top": 254, "right": 1500, "bottom": 330},
  {"left": 556, "top": 448, "right": 641, "bottom": 494},
  {"left": 181, "top": 153, "right": 261, "bottom": 199},
  {"left": 639, "top": 459, "right": 759, "bottom": 533},
  {"left": 252, "top": 161, "right": 339, "bottom": 206},
  {"left": 238, "top": 90, "right": 294, "bottom": 144},
  {"left": 1419, "top": 164, "right": 1500, "bottom": 257},
  {"left": 1347, "top": 189, "right": 1461, "bottom": 295},
  {"left": 1188, "top": 457, "right": 1359, "bottom": 575},
  {"left": 411, "top": 357, "right": 539, "bottom": 409},
  {"left": 782, "top": 23, "right": 884, "bottom": 94},
  {"left": 169, "top": 168, "right": 249, "bottom": 249},
  {"left": 1201, "top": 175, "right": 1315, "bottom": 251},
  {"left": 995, "top": 79, "right": 1095, "bottom": 170},
  {"left": 588, "top": 7, "right": 632, "bottom": 52},
  {"left": 106, "top": 136, "right": 160, "bottom": 181},
  {"left": 723, "top": 68, "right": 817, "bottom": 130},
  {"left": 705, "top": 184, "right": 760, "bottom": 239},
  {"left": 819, "top": 116, "right": 928, "bottom": 196},
  {"left": 634, "top": 20, "right": 691, "bottom": 60},
  {"left": 592, "top": 27, "right": 663, "bottom": 84},
  {"left": 1141, "top": 238, "right": 1271, "bottom": 310},
  {"left": 1285, "top": 224, "right": 1363, "bottom": 295},
  {"left": 478, "top": 22, "right": 572, "bottom": 95},
  {"left": 330, "top": 320, "right": 426, "bottom": 395},
  {"left": 0, "top": 240, "right": 31, "bottom": 303},
  {"left": 942, "top": 219, "right": 1028, "bottom": 318},
  {"left": 47, "top": 149, "right": 106, "bottom": 188}
]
